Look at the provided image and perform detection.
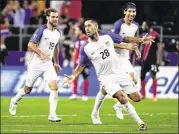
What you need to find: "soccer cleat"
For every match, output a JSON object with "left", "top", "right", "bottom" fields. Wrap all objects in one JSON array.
[
  {"left": 82, "top": 96, "right": 88, "bottom": 101},
  {"left": 91, "top": 113, "right": 102, "bottom": 124},
  {"left": 48, "top": 114, "right": 62, "bottom": 122},
  {"left": 113, "top": 104, "right": 124, "bottom": 120},
  {"left": 69, "top": 94, "right": 77, "bottom": 100},
  {"left": 138, "top": 123, "right": 147, "bottom": 131},
  {"left": 9, "top": 98, "right": 17, "bottom": 116}
]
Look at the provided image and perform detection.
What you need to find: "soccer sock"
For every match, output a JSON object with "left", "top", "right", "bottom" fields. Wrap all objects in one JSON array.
[
  {"left": 115, "top": 101, "right": 123, "bottom": 109},
  {"left": 124, "top": 102, "right": 144, "bottom": 125},
  {"left": 83, "top": 79, "right": 89, "bottom": 96},
  {"left": 152, "top": 79, "right": 157, "bottom": 98},
  {"left": 141, "top": 80, "right": 146, "bottom": 97},
  {"left": 73, "top": 80, "right": 78, "bottom": 95},
  {"left": 91, "top": 92, "right": 105, "bottom": 115},
  {"left": 49, "top": 90, "right": 58, "bottom": 115},
  {"left": 13, "top": 88, "right": 26, "bottom": 104}
]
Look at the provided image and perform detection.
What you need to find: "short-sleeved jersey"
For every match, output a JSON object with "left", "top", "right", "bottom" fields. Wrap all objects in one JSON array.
[
  {"left": 79, "top": 35, "right": 122, "bottom": 81},
  {"left": 111, "top": 18, "right": 139, "bottom": 59},
  {"left": 28, "top": 24, "right": 61, "bottom": 66}
]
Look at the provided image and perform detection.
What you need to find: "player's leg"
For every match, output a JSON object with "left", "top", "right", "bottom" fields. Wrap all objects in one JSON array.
[
  {"left": 140, "top": 62, "right": 149, "bottom": 98},
  {"left": 113, "top": 60, "right": 136, "bottom": 120},
  {"left": 81, "top": 66, "right": 89, "bottom": 101},
  {"left": 113, "top": 90, "right": 147, "bottom": 131},
  {"left": 150, "top": 64, "right": 158, "bottom": 101},
  {"left": 44, "top": 65, "right": 61, "bottom": 122},
  {"left": 91, "top": 88, "right": 107, "bottom": 124},
  {"left": 9, "top": 70, "right": 43, "bottom": 116}
]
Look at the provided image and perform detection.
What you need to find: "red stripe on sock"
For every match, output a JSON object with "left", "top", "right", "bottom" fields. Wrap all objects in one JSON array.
[{"left": 83, "top": 79, "right": 89, "bottom": 96}]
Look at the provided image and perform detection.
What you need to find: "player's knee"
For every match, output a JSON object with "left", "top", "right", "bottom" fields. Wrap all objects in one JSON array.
[
  {"left": 129, "top": 93, "right": 142, "bottom": 102},
  {"left": 49, "top": 80, "right": 58, "bottom": 90},
  {"left": 132, "top": 97, "right": 141, "bottom": 102},
  {"left": 24, "top": 87, "right": 32, "bottom": 94},
  {"left": 113, "top": 92, "right": 128, "bottom": 104}
]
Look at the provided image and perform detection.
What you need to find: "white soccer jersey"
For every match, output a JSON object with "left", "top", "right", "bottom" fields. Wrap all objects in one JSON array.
[
  {"left": 28, "top": 24, "right": 61, "bottom": 67},
  {"left": 79, "top": 35, "right": 123, "bottom": 81},
  {"left": 111, "top": 18, "right": 139, "bottom": 59}
]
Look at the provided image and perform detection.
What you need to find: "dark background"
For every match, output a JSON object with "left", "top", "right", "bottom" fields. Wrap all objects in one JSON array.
[{"left": 82, "top": 1, "right": 179, "bottom": 34}]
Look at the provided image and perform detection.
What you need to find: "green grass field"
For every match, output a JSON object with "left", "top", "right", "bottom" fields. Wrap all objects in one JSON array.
[{"left": 1, "top": 97, "right": 178, "bottom": 133}]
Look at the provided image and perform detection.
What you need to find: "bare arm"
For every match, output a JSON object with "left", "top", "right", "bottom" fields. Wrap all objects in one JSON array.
[
  {"left": 63, "top": 65, "right": 85, "bottom": 85},
  {"left": 72, "top": 65, "right": 85, "bottom": 79},
  {"left": 123, "top": 35, "right": 154, "bottom": 44},
  {"left": 114, "top": 42, "right": 137, "bottom": 50},
  {"left": 53, "top": 46, "right": 59, "bottom": 64},
  {"left": 134, "top": 47, "right": 141, "bottom": 60},
  {"left": 28, "top": 42, "right": 50, "bottom": 61}
]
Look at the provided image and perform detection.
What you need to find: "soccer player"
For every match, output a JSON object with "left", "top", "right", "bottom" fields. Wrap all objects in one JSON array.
[
  {"left": 63, "top": 19, "right": 147, "bottom": 131},
  {"left": 9, "top": 8, "right": 62, "bottom": 122},
  {"left": 91, "top": 2, "right": 154, "bottom": 122},
  {"left": 140, "top": 21, "right": 163, "bottom": 101},
  {"left": 69, "top": 25, "right": 89, "bottom": 101}
]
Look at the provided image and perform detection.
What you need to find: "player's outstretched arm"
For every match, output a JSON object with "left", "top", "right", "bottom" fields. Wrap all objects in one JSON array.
[
  {"left": 123, "top": 35, "right": 154, "bottom": 44},
  {"left": 134, "top": 47, "right": 141, "bottom": 60},
  {"left": 28, "top": 42, "right": 50, "bottom": 61},
  {"left": 114, "top": 42, "right": 137, "bottom": 50},
  {"left": 63, "top": 65, "right": 85, "bottom": 85}
]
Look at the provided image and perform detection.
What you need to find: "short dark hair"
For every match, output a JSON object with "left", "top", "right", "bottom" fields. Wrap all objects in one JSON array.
[
  {"left": 45, "top": 8, "right": 58, "bottom": 16},
  {"left": 85, "top": 18, "right": 98, "bottom": 26},
  {"left": 124, "top": 2, "right": 136, "bottom": 11}
]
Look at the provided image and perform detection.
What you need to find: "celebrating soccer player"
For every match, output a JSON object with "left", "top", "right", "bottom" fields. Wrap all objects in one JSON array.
[{"left": 9, "top": 8, "right": 62, "bottom": 122}]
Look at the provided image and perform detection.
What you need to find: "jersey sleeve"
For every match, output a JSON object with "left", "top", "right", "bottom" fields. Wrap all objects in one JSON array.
[
  {"left": 106, "top": 31, "right": 123, "bottom": 44},
  {"left": 79, "top": 44, "right": 90, "bottom": 66},
  {"left": 29, "top": 25, "right": 47, "bottom": 44},
  {"left": 111, "top": 19, "right": 124, "bottom": 34}
]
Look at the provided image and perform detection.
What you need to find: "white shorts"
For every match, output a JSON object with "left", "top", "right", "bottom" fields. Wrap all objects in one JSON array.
[
  {"left": 25, "top": 64, "right": 57, "bottom": 87},
  {"left": 120, "top": 59, "right": 136, "bottom": 74},
  {"left": 100, "top": 72, "right": 138, "bottom": 96}
]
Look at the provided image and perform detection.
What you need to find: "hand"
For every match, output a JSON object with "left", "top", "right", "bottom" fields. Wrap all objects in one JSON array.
[
  {"left": 63, "top": 74, "right": 75, "bottom": 86},
  {"left": 142, "top": 34, "right": 155, "bottom": 44},
  {"left": 54, "top": 64, "right": 62, "bottom": 73},
  {"left": 136, "top": 52, "right": 141, "bottom": 61},
  {"left": 39, "top": 51, "right": 50, "bottom": 61},
  {"left": 127, "top": 43, "right": 138, "bottom": 50}
]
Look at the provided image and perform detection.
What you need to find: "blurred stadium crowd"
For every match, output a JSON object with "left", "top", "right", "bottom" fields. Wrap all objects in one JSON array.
[{"left": 0, "top": 0, "right": 178, "bottom": 66}]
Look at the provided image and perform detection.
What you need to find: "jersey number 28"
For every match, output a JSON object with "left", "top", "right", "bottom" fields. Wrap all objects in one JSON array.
[{"left": 100, "top": 49, "right": 110, "bottom": 60}]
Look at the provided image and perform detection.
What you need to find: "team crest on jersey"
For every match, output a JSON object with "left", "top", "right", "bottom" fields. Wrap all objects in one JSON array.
[
  {"left": 31, "top": 34, "right": 37, "bottom": 40},
  {"left": 105, "top": 41, "right": 110, "bottom": 46}
]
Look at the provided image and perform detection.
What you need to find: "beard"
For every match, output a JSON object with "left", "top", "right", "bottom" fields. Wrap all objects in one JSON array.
[{"left": 49, "top": 21, "right": 57, "bottom": 28}]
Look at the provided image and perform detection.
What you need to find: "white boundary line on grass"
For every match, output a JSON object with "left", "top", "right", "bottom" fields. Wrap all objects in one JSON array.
[
  {"left": 1, "top": 130, "right": 121, "bottom": 133},
  {"left": 1, "top": 113, "right": 177, "bottom": 118}
]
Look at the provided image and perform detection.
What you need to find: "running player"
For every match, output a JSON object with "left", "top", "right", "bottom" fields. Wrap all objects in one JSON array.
[
  {"left": 63, "top": 19, "right": 147, "bottom": 131},
  {"left": 69, "top": 25, "right": 89, "bottom": 101},
  {"left": 9, "top": 8, "right": 62, "bottom": 122},
  {"left": 91, "top": 2, "right": 154, "bottom": 122}
]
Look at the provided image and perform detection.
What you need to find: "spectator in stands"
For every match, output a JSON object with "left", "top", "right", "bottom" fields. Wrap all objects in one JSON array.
[
  {"left": 23, "top": 0, "right": 32, "bottom": 25},
  {"left": 12, "top": 0, "right": 25, "bottom": 28},
  {"left": 1, "top": 0, "right": 14, "bottom": 25},
  {"left": 0, "top": 12, "right": 9, "bottom": 65}
]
